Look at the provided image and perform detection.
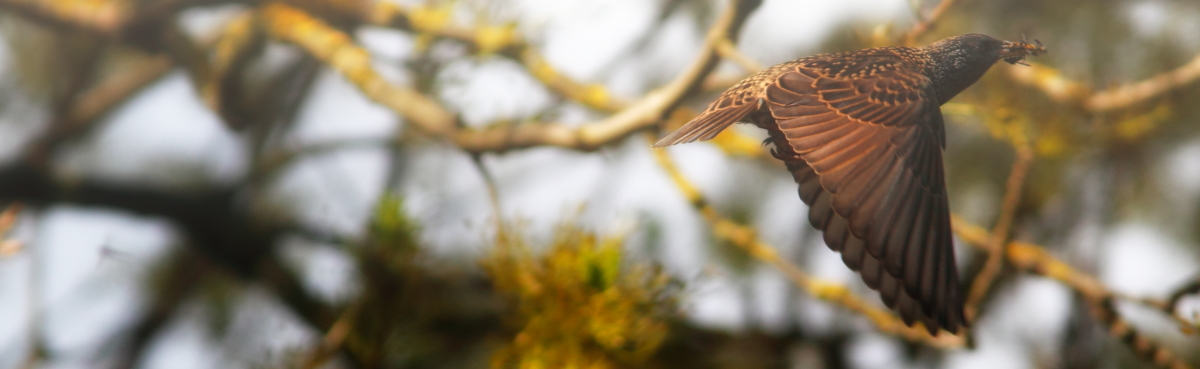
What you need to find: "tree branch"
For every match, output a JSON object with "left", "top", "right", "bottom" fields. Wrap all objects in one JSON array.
[
  {"left": 953, "top": 217, "right": 1197, "bottom": 369},
  {"left": 265, "top": 0, "right": 763, "bottom": 153},
  {"left": 1009, "top": 53, "right": 1200, "bottom": 113},
  {"left": 26, "top": 55, "right": 173, "bottom": 162},
  {"left": 0, "top": 202, "right": 22, "bottom": 257},
  {"left": 964, "top": 133, "right": 1034, "bottom": 322},
  {"left": 1086, "top": 54, "right": 1200, "bottom": 112},
  {"left": 902, "top": 0, "right": 960, "bottom": 46},
  {"left": 0, "top": 0, "right": 130, "bottom": 36},
  {"left": 368, "top": 2, "right": 630, "bottom": 113}
]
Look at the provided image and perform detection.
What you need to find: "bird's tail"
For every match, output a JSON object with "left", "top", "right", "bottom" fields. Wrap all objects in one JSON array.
[{"left": 652, "top": 96, "right": 756, "bottom": 147}]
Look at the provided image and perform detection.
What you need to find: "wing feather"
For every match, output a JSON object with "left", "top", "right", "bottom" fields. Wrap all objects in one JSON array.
[
  {"left": 653, "top": 101, "right": 755, "bottom": 147},
  {"left": 660, "top": 52, "right": 966, "bottom": 335},
  {"left": 764, "top": 55, "right": 964, "bottom": 335}
]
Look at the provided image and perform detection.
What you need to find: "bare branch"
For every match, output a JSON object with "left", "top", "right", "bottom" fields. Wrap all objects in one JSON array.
[
  {"left": 1165, "top": 278, "right": 1200, "bottom": 325},
  {"left": 902, "top": 0, "right": 960, "bottom": 46},
  {"left": 26, "top": 55, "right": 173, "bottom": 161},
  {"left": 964, "top": 133, "right": 1035, "bottom": 322},
  {"left": 201, "top": 12, "right": 261, "bottom": 117},
  {"left": 301, "top": 302, "right": 359, "bottom": 369}
]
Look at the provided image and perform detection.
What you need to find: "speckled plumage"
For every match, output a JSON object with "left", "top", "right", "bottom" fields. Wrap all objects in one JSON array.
[{"left": 654, "top": 33, "right": 1045, "bottom": 335}]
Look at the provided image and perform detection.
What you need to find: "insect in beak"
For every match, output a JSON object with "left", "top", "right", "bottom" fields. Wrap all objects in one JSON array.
[{"left": 1000, "top": 36, "right": 1047, "bottom": 66}]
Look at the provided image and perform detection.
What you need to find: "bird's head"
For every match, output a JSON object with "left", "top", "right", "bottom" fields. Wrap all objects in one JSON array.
[
  {"left": 921, "top": 33, "right": 1047, "bottom": 103},
  {"left": 927, "top": 33, "right": 1047, "bottom": 67}
]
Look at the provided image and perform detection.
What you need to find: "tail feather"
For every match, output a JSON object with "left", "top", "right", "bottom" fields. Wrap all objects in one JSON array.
[{"left": 652, "top": 102, "right": 756, "bottom": 147}]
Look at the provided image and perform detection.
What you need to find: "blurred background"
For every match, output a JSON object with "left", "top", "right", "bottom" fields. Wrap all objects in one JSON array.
[{"left": 0, "top": 0, "right": 1199, "bottom": 368}]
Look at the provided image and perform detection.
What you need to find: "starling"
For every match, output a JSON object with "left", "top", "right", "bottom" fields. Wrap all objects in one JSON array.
[{"left": 654, "top": 33, "right": 1045, "bottom": 335}]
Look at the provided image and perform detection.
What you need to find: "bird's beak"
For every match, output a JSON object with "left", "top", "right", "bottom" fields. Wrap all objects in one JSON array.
[{"left": 1000, "top": 39, "right": 1047, "bottom": 65}]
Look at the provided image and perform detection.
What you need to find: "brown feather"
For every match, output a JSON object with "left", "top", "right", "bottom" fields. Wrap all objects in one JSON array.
[
  {"left": 762, "top": 56, "right": 963, "bottom": 335},
  {"left": 650, "top": 36, "right": 1013, "bottom": 335}
]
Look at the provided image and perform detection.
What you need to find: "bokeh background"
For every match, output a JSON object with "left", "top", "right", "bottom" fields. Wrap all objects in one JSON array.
[{"left": 0, "top": 0, "right": 1199, "bottom": 368}]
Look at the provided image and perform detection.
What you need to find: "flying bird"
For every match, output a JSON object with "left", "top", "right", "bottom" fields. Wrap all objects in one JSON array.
[{"left": 654, "top": 33, "right": 1045, "bottom": 335}]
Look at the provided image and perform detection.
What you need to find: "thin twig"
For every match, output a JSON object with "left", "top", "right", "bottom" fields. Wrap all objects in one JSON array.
[
  {"left": 368, "top": 2, "right": 630, "bottom": 113},
  {"left": 27, "top": 55, "right": 173, "bottom": 162},
  {"left": 301, "top": 302, "right": 360, "bottom": 369},
  {"left": 1161, "top": 278, "right": 1200, "bottom": 335},
  {"left": 469, "top": 154, "right": 505, "bottom": 237},
  {"left": 902, "top": 0, "right": 960, "bottom": 46},
  {"left": 0, "top": 202, "right": 23, "bottom": 258},
  {"left": 1165, "top": 278, "right": 1200, "bottom": 316},
  {"left": 1114, "top": 292, "right": 1200, "bottom": 336},
  {"left": 964, "top": 134, "right": 1035, "bottom": 322},
  {"left": 266, "top": 0, "right": 762, "bottom": 153},
  {"left": 201, "top": 11, "right": 261, "bottom": 117}
]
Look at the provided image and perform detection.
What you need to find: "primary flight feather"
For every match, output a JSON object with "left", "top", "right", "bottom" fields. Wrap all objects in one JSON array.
[{"left": 655, "top": 33, "right": 1045, "bottom": 335}]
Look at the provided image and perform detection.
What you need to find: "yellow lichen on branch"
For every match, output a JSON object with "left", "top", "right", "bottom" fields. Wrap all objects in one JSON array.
[
  {"left": 1086, "top": 53, "right": 1200, "bottom": 112},
  {"left": 952, "top": 217, "right": 1196, "bottom": 369},
  {"left": 520, "top": 48, "right": 623, "bottom": 112},
  {"left": 262, "top": 3, "right": 459, "bottom": 137},
  {"left": 0, "top": 0, "right": 129, "bottom": 35},
  {"left": 952, "top": 216, "right": 1108, "bottom": 305},
  {"left": 267, "top": 0, "right": 761, "bottom": 153},
  {"left": 1010, "top": 53, "right": 1200, "bottom": 113},
  {"left": 1006, "top": 63, "right": 1092, "bottom": 106},
  {"left": 369, "top": 1, "right": 627, "bottom": 113}
]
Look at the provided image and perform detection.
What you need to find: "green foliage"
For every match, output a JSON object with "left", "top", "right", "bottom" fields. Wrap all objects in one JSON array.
[
  {"left": 372, "top": 194, "right": 421, "bottom": 261},
  {"left": 342, "top": 194, "right": 501, "bottom": 368},
  {"left": 485, "top": 224, "right": 679, "bottom": 369}
]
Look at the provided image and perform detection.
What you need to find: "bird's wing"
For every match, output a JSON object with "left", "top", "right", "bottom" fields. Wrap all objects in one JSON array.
[{"left": 766, "top": 55, "right": 964, "bottom": 334}]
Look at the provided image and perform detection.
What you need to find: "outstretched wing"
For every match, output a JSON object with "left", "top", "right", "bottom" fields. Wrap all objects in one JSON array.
[
  {"left": 652, "top": 65, "right": 791, "bottom": 147},
  {"left": 765, "top": 54, "right": 964, "bottom": 335}
]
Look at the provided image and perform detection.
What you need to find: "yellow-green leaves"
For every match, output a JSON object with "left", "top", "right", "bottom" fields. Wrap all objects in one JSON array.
[{"left": 486, "top": 225, "right": 676, "bottom": 369}]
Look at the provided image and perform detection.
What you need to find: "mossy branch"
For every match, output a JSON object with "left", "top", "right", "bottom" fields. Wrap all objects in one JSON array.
[
  {"left": 1010, "top": 53, "right": 1200, "bottom": 113},
  {"left": 953, "top": 217, "right": 1197, "bottom": 369}
]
